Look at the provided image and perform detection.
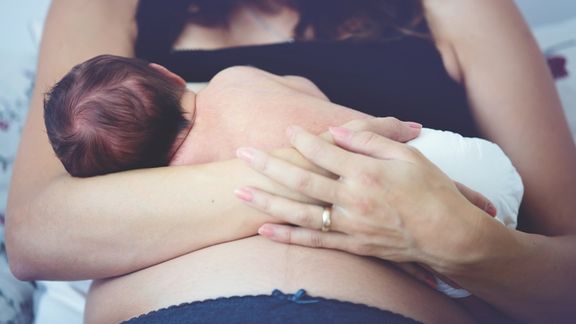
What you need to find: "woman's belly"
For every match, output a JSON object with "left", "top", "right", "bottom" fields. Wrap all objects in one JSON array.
[{"left": 85, "top": 236, "right": 473, "bottom": 323}]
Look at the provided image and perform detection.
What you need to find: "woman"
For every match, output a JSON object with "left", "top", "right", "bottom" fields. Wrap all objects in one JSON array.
[{"left": 5, "top": 0, "right": 575, "bottom": 322}]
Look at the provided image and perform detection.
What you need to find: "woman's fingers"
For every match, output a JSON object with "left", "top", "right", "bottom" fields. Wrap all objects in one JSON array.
[
  {"left": 341, "top": 117, "right": 422, "bottom": 143},
  {"left": 454, "top": 182, "right": 497, "bottom": 217},
  {"left": 236, "top": 123, "right": 478, "bottom": 267},
  {"left": 288, "top": 126, "right": 367, "bottom": 177},
  {"left": 235, "top": 187, "right": 343, "bottom": 231},
  {"left": 258, "top": 223, "right": 358, "bottom": 252},
  {"left": 236, "top": 147, "right": 343, "bottom": 203},
  {"left": 328, "top": 127, "right": 420, "bottom": 162}
]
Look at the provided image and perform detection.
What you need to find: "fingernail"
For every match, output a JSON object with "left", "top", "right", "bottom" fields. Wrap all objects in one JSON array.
[
  {"left": 236, "top": 147, "right": 256, "bottom": 163},
  {"left": 329, "top": 126, "right": 351, "bottom": 139},
  {"left": 258, "top": 225, "right": 275, "bottom": 237},
  {"left": 485, "top": 203, "right": 497, "bottom": 217},
  {"left": 234, "top": 187, "right": 254, "bottom": 202},
  {"left": 404, "top": 121, "right": 423, "bottom": 129}
]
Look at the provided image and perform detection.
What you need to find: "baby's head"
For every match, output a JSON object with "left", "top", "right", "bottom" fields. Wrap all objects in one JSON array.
[{"left": 44, "top": 55, "right": 191, "bottom": 177}]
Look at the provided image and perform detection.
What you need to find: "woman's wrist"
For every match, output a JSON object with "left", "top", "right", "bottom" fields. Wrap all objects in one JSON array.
[
  {"left": 428, "top": 217, "right": 576, "bottom": 322},
  {"left": 421, "top": 196, "right": 510, "bottom": 275}
]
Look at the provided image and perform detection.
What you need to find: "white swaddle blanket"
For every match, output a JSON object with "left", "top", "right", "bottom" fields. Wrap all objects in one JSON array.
[{"left": 409, "top": 128, "right": 523, "bottom": 229}]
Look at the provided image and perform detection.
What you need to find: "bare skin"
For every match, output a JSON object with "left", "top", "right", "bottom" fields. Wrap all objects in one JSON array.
[
  {"left": 6, "top": 0, "right": 576, "bottom": 323},
  {"left": 171, "top": 67, "right": 363, "bottom": 165},
  {"left": 85, "top": 68, "right": 473, "bottom": 324}
]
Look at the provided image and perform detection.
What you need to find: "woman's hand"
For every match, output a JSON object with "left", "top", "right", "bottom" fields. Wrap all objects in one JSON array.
[{"left": 235, "top": 126, "right": 493, "bottom": 268}]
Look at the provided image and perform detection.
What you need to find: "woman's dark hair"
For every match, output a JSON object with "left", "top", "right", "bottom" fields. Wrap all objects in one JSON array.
[
  {"left": 184, "top": 0, "right": 425, "bottom": 40},
  {"left": 136, "top": 0, "right": 425, "bottom": 60},
  {"left": 44, "top": 55, "right": 189, "bottom": 177},
  {"left": 294, "top": 0, "right": 426, "bottom": 41}
]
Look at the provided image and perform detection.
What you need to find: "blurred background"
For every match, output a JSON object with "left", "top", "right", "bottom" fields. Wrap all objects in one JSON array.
[
  {"left": 519, "top": 0, "right": 576, "bottom": 26},
  {"left": 0, "top": 1, "right": 574, "bottom": 323}
]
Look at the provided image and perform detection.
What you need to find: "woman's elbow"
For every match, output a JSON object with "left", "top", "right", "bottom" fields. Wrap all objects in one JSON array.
[
  {"left": 5, "top": 205, "right": 43, "bottom": 281},
  {"left": 6, "top": 253, "right": 35, "bottom": 282}
]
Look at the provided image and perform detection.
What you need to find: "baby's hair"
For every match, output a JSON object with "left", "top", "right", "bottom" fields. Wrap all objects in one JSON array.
[{"left": 44, "top": 54, "right": 190, "bottom": 177}]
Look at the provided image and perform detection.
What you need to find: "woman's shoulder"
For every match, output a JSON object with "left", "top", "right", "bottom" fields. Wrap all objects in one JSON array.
[
  {"left": 50, "top": 0, "right": 138, "bottom": 27},
  {"left": 36, "top": 0, "right": 138, "bottom": 90}
]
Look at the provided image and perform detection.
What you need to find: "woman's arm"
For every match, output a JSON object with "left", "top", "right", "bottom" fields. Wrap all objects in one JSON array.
[
  {"left": 422, "top": 1, "right": 576, "bottom": 321},
  {"left": 424, "top": 0, "right": 576, "bottom": 234},
  {"left": 5, "top": 0, "right": 291, "bottom": 281}
]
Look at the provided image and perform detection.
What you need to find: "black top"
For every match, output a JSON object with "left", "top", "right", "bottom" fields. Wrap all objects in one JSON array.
[{"left": 135, "top": 3, "right": 480, "bottom": 137}]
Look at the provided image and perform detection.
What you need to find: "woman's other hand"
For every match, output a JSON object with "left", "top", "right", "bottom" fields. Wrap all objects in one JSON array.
[{"left": 234, "top": 126, "right": 493, "bottom": 268}]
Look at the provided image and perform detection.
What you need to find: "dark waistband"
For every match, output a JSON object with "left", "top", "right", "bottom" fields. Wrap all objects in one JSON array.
[{"left": 122, "top": 289, "right": 421, "bottom": 324}]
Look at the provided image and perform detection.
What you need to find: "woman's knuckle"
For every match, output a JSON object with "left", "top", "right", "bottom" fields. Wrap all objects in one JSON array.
[
  {"left": 380, "top": 117, "right": 394, "bottom": 126},
  {"left": 308, "top": 232, "right": 324, "bottom": 248},
  {"left": 346, "top": 119, "right": 365, "bottom": 131},
  {"left": 294, "top": 173, "right": 312, "bottom": 192},
  {"left": 386, "top": 118, "right": 402, "bottom": 137},
  {"left": 384, "top": 116, "right": 400, "bottom": 124},
  {"left": 296, "top": 208, "right": 315, "bottom": 227},
  {"left": 358, "top": 131, "right": 378, "bottom": 146},
  {"left": 357, "top": 170, "right": 381, "bottom": 187},
  {"left": 260, "top": 197, "right": 272, "bottom": 212},
  {"left": 285, "top": 229, "right": 295, "bottom": 244},
  {"left": 255, "top": 155, "right": 269, "bottom": 172},
  {"left": 403, "top": 145, "right": 421, "bottom": 158},
  {"left": 354, "top": 197, "right": 377, "bottom": 216}
]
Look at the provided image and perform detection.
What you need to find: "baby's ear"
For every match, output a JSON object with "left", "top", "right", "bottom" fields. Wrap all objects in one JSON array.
[{"left": 149, "top": 63, "right": 186, "bottom": 88}]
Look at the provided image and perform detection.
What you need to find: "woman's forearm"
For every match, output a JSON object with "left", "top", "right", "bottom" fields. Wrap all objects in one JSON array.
[
  {"left": 436, "top": 210, "right": 576, "bottom": 323},
  {"left": 422, "top": 1, "right": 576, "bottom": 320},
  {"left": 7, "top": 156, "right": 308, "bottom": 281}
]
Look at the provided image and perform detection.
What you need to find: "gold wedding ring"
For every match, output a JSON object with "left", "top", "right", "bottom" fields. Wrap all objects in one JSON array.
[{"left": 321, "top": 206, "right": 332, "bottom": 232}]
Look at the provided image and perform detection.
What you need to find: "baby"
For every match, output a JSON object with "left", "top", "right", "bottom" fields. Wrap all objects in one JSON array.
[
  {"left": 44, "top": 55, "right": 523, "bottom": 298},
  {"left": 44, "top": 54, "right": 356, "bottom": 176},
  {"left": 44, "top": 55, "right": 192, "bottom": 177}
]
